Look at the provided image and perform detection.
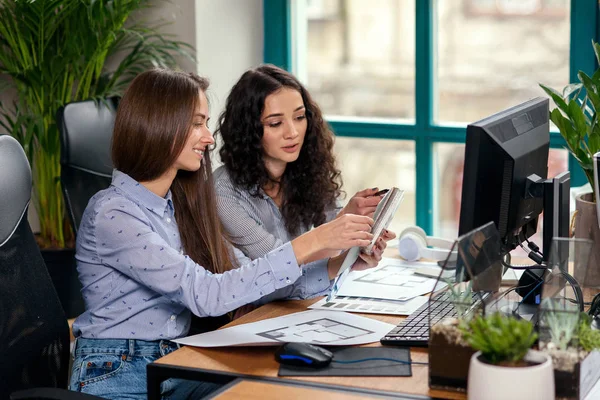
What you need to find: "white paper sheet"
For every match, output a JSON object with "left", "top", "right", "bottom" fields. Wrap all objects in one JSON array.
[
  {"left": 336, "top": 257, "right": 445, "bottom": 301},
  {"left": 309, "top": 295, "right": 428, "bottom": 316},
  {"left": 173, "top": 310, "right": 395, "bottom": 347}
]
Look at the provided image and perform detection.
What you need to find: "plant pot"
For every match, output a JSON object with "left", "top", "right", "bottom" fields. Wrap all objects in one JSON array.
[
  {"left": 574, "top": 193, "right": 600, "bottom": 286},
  {"left": 41, "top": 247, "right": 84, "bottom": 318},
  {"left": 545, "top": 348, "right": 600, "bottom": 400},
  {"left": 428, "top": 319, "right": 475, "bottom": 392},
  {"left": 468, "top": 350, "right": 554, "bottom": 400}
]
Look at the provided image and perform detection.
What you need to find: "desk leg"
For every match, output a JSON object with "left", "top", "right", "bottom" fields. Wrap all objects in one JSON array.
[
  {"left": 147, "top": 364, "right": 163, "bottom": 400},
  {"left": 147, "top": 363, "right": 237, "bottom": 400}
]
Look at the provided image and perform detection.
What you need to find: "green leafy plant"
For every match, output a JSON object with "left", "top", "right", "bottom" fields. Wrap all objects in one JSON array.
[
  {"left": 577, "top": 313, "right": 600, "bottom": 352},
  {"left": 461, "top": 313, "right": 538, "bottom": 365},
  {"left": 541, "top": 299, "right": 580, "bottom": 351},
  {"left": 0, "top": 0, "right": 193, "bottom": 248},
  {"left": 540, "top": 40, "right": 600, "bottom": 200}
]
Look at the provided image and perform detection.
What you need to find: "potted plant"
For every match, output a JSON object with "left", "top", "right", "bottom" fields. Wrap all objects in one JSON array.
[
  {"left": 539, "top": 40, "right": 600, "bottom": 268},
  {"left": 0, "top": 0, "right": 193, "bottom": 316},
  {"left": 540, "top": 306, "right": 600, "bottom": 399},
  {"left": 428, "top": 280, "right": 478, "bottom": 392},
  {"left": 464, "top": 313, "right": 554, "bottom": 400}
]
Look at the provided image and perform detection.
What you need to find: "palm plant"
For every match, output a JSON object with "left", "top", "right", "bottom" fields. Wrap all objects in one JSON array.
[
  {"left": 0, "top": 0, "right": 193, "bottom": 248},
  {"left": 539, "top": 40, "right": 600, "bottom": 200}
]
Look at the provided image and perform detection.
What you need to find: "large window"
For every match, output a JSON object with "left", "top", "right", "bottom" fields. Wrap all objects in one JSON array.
[{"left": 264, "top": 0, "right": 597, "bottom": 236}]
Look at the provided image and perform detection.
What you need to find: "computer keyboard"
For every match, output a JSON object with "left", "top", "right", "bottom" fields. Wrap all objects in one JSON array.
[{"left": 380, "top": 292, "right": 482, "bottom": 347}]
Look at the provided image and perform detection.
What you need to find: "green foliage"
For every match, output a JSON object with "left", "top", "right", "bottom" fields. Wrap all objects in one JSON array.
[
  {"left": 542, "top": 299, "right": 580, "bottom": 351},
  {"left": 461, "top": 313, "right": 537, "bottom": 365},
  {"left": 0, "top": 0, "right": 194, "bottom": 248},
  {"left": 577, "top": 313, "right": 600, "bottom": 352},
  {"left": 540, "top": 40, "right": 600, "bottom": 200}
]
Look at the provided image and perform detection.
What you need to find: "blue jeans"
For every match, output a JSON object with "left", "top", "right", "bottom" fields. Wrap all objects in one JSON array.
[{"left": 70, "top": 337, "right": 221, "bottom": 400}]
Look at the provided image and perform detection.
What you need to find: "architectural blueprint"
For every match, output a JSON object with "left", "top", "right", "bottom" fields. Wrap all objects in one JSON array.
[
  {"left": 336, "top": 258, "right": 445, "bottom": 301},
  {"left": 173, "top": 310, "right": 394, "bottom": 347}
]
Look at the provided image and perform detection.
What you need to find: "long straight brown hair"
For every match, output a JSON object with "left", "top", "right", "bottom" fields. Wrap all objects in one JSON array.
[{"left": 112, "top": 69, "right": 234, "bottom": 274}]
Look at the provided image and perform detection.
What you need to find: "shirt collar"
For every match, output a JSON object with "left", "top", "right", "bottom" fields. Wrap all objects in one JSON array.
[
  {"left": 254, "top": 184, "right": 270, "bottom": 200},
  {"left": 111, "top": 169, "right": 173, "bottom": 218}
]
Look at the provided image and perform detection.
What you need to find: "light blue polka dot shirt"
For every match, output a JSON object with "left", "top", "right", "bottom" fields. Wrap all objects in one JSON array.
[{"left": 72, "top": 170, "right": 329, "bottom": 340}]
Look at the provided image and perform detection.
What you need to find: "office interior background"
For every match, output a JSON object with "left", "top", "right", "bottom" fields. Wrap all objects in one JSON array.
[{"left": 11, "top": 0, "right": 596, "bottom": 248}]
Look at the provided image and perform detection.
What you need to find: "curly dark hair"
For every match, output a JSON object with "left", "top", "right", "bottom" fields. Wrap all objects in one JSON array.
[{"left": 216, "top": 64, "right": 342, "bottom": 235}]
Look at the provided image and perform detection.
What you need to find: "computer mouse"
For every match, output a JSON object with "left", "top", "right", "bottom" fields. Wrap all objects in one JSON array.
[{"left": 274, "top": 342, "right": 333, "bottom": 368}]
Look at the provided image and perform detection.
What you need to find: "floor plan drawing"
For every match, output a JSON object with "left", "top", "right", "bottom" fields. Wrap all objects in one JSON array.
[
  {"left": 336, "top": 258, "right": 444, "bottom": 301},
  {"left": 256, "top": 318, "right": 375, "bottom": 344},
  {"left": 354, "top": 264, "right": 430, "bottom": 288},
  {"left": 173, "top": 310, "right": 395, "bottom": 347}
]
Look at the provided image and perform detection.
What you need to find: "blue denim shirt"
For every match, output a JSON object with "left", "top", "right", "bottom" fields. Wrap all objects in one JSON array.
[{"left": 72, "top": 170, "right": 330, "bottom": 340}]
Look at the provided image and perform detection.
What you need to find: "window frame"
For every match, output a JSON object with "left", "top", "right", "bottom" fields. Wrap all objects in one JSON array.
[{"left": 263, "top": 0, "right": 598, "bottom": 234}]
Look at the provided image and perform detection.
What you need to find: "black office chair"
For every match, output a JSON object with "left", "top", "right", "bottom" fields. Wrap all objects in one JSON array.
[
  {"left": 57, "top": 97, "right": 118, "bottom": 235},
  {"left": 0, "top": 135, "right": 101, "bottom": 399}
]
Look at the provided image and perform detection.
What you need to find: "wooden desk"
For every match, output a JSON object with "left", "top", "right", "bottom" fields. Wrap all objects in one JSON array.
[
  {"left": 147, "top": 298, "right": 466, "bottom": 400},
  {"left": 208, "top": 378, "right": 403, "bottom": 399}
]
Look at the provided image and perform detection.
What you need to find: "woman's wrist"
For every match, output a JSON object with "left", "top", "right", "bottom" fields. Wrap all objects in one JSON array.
[
  {"left": 326, "top": 252, "right": 346, "bottom": 279},
  {"left": 336, "top": 206, "right": 348, "bottom": 219},
  {"left": 290, "top": 228, "right": 325, "bottom": 265}
]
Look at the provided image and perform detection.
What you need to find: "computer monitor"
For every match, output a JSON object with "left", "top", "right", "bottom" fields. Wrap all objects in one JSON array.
[{"left": 458, "top": 97, "right": 553, "bottom": 257}]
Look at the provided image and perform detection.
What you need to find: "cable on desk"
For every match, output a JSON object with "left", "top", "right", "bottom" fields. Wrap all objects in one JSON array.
[
  {"left": 515, "top": 279, "right": 545, "bottom": 311},
  {"left": 332, "top": 358, "right": 428, "bottom": 366},
  {"left": 501, "top": 257, "right": 546, "bottom": 270},
  {"left": 492, "top": 282, "right": 530, "bottom": 304}
]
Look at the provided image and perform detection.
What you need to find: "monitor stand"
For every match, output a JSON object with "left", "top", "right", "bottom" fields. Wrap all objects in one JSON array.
[
  {"left": 542, "top": 171, "right": 571, "bottom": 262},
  {"left": 510, "top": 172, "right": 571, "bottom": 318},
  {"left": 526, "top": 171, "right": 571, "bottom": 262}
]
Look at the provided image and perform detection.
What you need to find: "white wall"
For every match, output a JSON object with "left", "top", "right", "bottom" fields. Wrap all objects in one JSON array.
[
  {"left": 145, "top": 0, "right": 264, "bottom": 117},
  {"left": 194, "top": 0, "right": 264, "bottom": 119},
  {"left": 22, "top": 0, "right": 264, "bottom": 232}
]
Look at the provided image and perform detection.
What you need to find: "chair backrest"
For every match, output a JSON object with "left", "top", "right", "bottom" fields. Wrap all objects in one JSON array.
[
  {"left": 0, "top": 135, "right": 71, "bottom": 395},
  {"left": 57, "top": 97, "right": 118, "bottom": 234}
]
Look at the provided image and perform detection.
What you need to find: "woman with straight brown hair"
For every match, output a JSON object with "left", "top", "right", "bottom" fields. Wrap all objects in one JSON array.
[{"left": 68, "top": 69, "right": 376, "bottom": 399}]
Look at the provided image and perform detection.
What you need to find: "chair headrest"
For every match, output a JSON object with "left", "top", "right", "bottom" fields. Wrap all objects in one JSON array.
[
  {"left": 58, "top": 97, "right": 118, "bottom": 176},
  {"left": 0, "top": 135, "right": 32, "bottom": 246}
]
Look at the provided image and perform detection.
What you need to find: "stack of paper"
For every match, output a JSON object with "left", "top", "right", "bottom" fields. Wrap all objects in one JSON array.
[{"left": 323, "top": 257, "right": 446, "bottom": 316}]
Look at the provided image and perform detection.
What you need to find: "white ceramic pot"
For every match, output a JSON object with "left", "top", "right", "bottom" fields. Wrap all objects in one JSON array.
[{"left": 467, "top": 350, "right": 554, "bottom": 400}]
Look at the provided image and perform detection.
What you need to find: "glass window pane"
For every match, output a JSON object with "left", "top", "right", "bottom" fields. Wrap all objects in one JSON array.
[
  {"left": 433, "top": 143, "right": 569, "bottom": 251},
  {"left": 300, "top": 0, "right": 416, "bottom": 120},
  {"left": 435, "top": 0, "right": 570, "bottom": 124},
  {"left": 335, "top": 137, "right": 416, "bottom": 234}
]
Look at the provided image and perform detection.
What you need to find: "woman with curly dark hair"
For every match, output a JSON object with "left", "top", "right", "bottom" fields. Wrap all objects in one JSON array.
[{"left": 214, "top": 65, "right": 394, "bottom": 293}]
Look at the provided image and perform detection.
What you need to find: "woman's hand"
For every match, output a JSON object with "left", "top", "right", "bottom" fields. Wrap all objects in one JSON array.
[
  {"left": 353, "top": 235, "right": 387, "bottom": 271},
  {"left": 380, "top": 228, "right": 397, "bottom": 243},
  {"left": 325, "top": 233, "right": 388, "bottom": 279},
  {"left": 338, "top": 188, "right": 384, "bottom": 218},
  {"left": 291, "top": 214, "right": 373, "bottom": 265},
  {"left": 316, "top": 214, "right": 374, "bottom": 251}
]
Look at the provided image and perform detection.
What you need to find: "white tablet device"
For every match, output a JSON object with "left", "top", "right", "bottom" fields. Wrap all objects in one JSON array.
[
  {"left": 327, "top": 187, "right": 404, "bottom": 301},
  {"left": 361, "top": 187, "right": 404, "bottom": 255}
]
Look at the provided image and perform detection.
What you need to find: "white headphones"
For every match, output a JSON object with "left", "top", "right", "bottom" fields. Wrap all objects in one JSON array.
[{"left": 398, "top": 226, "right": 457, "bottom": 262}]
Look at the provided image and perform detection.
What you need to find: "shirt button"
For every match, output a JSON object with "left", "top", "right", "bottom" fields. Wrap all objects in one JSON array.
[
  {"left": 286, "top": 280, "right": 291, "bottom": 283},
  {"left": 166, "top": 218, "right": 171, "bottom": 223},
  {"left": 170, "top": 315, "right": 176, "bottom": 321}
]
